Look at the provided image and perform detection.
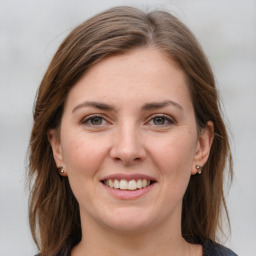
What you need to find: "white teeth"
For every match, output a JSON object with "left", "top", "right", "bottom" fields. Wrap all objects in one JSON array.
[
  {"left": 128, "top": 180, "right": 137, "bottom": 190},
  {"left": 120, "top": 179, "right": 128, "bottom": 189},
  {"left": 104, "top": 178, "right": 152, "bottom": 190},
  {"left": 109, "top": 179, "right": 114, "bottom": 188},
  {"left": 114, "top": 179, "right": 120, "bottom": 189},
  {"left": 137, "top": 179, "right": 142, "bottom": 189},
  {"left": 142, "top": 179, "right": 147, "bottom": 188}
]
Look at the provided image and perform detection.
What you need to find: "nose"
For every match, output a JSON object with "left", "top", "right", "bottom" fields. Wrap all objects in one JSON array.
[{"left": 110, "top": 124, "right": 146, "bottom": 165}]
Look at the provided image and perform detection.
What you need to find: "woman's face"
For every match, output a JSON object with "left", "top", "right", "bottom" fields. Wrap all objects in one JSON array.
[{"left": 49, "top": 48, "right": 213, "bottom": 233}]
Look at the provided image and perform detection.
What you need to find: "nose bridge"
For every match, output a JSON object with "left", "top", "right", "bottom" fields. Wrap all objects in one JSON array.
[{"left": 110, "top": 120, "right": 145, "bottom": 164}]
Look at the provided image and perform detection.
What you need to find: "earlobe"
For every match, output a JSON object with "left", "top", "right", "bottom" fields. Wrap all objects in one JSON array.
[{"left": 192, "top": 121, "right": 214, "bottom": 175}]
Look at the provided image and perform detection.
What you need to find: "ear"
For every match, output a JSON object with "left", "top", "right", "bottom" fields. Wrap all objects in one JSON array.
[
  {"left": 191, "top": 121, "right": 214, "bottom": 175},
  {"left": 47, "top": 129, "right": 67, "bottom": 176}
]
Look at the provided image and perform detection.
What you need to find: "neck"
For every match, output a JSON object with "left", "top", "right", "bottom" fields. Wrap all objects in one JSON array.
[{"left": 72, "top": 213, "right": 193, "bottom": 256}]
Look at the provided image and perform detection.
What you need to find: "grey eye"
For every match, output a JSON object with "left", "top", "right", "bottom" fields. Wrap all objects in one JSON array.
[
  {"left": 153, "top": 117, "right": 166, "bottom": 125},
  {"left": 90, "top": 117, "right": 103, "bottom": 125}
]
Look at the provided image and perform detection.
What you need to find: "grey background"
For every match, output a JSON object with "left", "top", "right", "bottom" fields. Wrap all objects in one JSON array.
[{"left": 1, "top": 0, "right": 255, "bottom": 255}]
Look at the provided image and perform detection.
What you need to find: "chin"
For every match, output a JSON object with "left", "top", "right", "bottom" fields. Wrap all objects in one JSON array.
[{"left": 100, "top": 206, "right": 156, "bottom": 233}]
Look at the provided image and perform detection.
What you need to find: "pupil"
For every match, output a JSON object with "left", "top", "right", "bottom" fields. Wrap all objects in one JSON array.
[
  {"left": 91, "top": 117, "right": 102, "bottom": 125},
  {"left": 154, "top": 117, "right": 165, "bottom": 125}
]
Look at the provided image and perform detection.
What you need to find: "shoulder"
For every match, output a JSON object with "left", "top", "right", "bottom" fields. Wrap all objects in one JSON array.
[
  {"left": 203, "top": 240, "right": 238, "bottom": 256},
  {"left": 35, "top": 248, "right": 70, "bottom": 256}
]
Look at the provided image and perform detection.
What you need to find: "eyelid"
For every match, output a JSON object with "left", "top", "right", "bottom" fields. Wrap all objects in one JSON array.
[
  {"left": 80, "top": 113, "right": 175, "bottom": 127},
  {"left": 80, "top": 114, "right": 110, "bottom": 125},
  {"left": 146, "top": 113, "right": 176, "bottom": 125}
]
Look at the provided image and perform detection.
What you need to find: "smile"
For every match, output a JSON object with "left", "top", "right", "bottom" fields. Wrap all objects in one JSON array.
[
  {"left": 103, "top": 179, "right": 153, "bottom": 191},
  {"left": 101, "top": 174, "right": 157, "bottom": 199}
]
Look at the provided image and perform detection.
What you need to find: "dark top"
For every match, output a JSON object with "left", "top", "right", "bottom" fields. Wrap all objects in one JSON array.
[
  {"left": 53, "top": 240, "right": 237, "bottom": 256},
  {"left": 203, "top": 240, "right": 238, "bottom": 256}
]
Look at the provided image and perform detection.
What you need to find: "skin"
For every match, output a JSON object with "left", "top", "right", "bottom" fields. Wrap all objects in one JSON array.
[{"left": 48, "top": 47, "right": 213, "bottom": 256}]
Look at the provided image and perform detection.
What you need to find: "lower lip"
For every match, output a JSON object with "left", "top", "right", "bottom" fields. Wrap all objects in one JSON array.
[{"left": 102, "top": 183, "right": 155, "bottom": 200}]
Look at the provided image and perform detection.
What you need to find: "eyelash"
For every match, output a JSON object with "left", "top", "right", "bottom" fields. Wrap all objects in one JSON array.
[
  {"left": 81, "top": 114, "right": 108, "bottom": 126},
  {"left": 81, "top": 113, "right": 175, "bottom": 128},
  {"left": 146, "top": 114, "right": 175, "bottom": 127}
]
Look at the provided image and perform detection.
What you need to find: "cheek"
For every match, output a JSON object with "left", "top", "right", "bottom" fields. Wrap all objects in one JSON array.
[
  {"left": 150, "top": 131, "right": 197, "bottom": 174},
  {"left": 61, "top": 131, "right": 108, "bottom": 178},
  {"left": 60, "top": 133, "right": 109, "bottom": 203},
  {"left": 156, "top": 133, "right": 197, "bottom": 200}
]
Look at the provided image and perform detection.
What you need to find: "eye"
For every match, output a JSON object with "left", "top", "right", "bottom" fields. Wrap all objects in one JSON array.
[
  {"left": 90, "top": 116, "right": 103, "bottom": 125},
  {"left": 147, "top": 114, "right": 175, "bottom": 126},
  {"left": 81, "top": 115, "right": 108, "bottom": 126},
  {"left": 153, "top": 116, "right": 167, "bottom": 125}
]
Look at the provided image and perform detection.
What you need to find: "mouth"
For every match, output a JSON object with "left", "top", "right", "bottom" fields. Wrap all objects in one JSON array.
[
  {"left": 101, "top": 179, "right": 156, "bottom": 191},
  {"left": 100, "top": 174, "right": 157, "bottom": 200}
]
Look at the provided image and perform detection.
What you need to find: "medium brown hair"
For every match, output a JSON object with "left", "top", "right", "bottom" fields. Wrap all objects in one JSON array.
[{"left": 28, "top": 6, "right": 233, "bottom": 255}]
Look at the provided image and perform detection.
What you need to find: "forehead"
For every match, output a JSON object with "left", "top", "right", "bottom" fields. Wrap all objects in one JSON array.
[{"left": 65, "top": 47, "right": 192, "bottom": 110}]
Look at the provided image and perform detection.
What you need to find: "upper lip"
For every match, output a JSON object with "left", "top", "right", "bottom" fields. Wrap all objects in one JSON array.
[{"left": 101, "top": 173, "right": 157, "bottom": 182}]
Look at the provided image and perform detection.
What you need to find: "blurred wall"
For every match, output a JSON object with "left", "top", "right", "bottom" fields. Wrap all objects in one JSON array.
[{"left": 1, "top": 0, "right": 255, "bottom": 255}]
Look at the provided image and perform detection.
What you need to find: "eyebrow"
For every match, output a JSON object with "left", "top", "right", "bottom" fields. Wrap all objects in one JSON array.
[
  {"left": 72, "top": 101, "right": 115, "bottom": 113},
  {"left": 141, "top": 100, "right": 183, "bottom": 111},
  {"left": 72, "top": 100, "right": 183, "bottom": 113}
]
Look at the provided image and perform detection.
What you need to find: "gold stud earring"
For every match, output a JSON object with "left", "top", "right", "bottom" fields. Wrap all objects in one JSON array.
[{"left": 196, "top": 165, "right": 202, "bottom": 174}]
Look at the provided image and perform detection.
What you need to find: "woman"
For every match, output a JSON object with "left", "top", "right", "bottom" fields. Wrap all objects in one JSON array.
[{"left": 28, "top": 6, "right": 237, "bottom": 256}]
